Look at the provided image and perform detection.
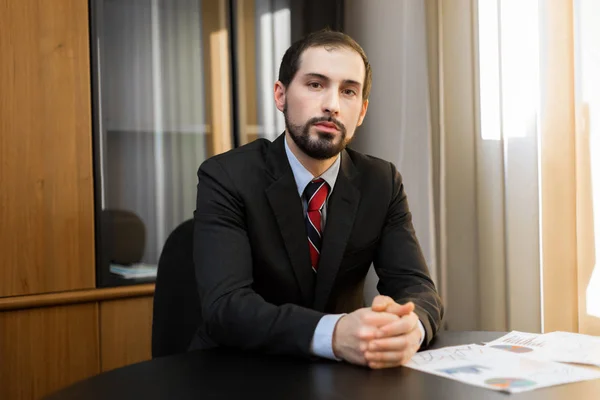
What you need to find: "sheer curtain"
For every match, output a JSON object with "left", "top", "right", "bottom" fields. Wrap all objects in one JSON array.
[
  {"left": 572, "top": 0, "right": 600, "bottom": 335},
  {"left": 428, "top": 0, "right": 600, "bottom": 334},
  {"left": 346, "top": 0, "right": 600, "bottom": 335},
  {"left": 345, "top": 0, "right": 438, "bottom": 305}
]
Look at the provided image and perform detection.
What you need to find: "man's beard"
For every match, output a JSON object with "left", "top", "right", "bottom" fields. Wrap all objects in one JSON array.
[{"left": 283, "top": 103, "right": 351, "bottom": 160}]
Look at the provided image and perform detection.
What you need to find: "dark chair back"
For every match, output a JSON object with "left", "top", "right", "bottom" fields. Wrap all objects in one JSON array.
[
  {"left": 102, "top": 209, "right": 146, "bottom": 265},
  {"left": 151, "top": 219, "right": 200, "bottom": 358}
]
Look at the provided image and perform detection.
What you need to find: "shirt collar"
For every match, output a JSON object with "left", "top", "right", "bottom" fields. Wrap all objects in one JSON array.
[{"left": 284, "top": 134, "right": 341, "bottom": 197}]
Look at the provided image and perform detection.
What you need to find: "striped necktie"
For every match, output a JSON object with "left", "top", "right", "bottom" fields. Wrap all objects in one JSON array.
[{"left": 304, "top": 178, "right": 330, "bottom": 272}]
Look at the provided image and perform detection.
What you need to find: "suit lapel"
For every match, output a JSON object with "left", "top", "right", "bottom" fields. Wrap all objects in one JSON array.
[
  {"left": 264, "top": 135, "right": 315, "bottom": 306},
  {"left": 313, "top": 150, "right": 360, "bottom": 311}
]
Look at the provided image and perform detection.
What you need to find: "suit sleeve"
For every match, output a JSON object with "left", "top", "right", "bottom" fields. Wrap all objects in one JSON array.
[
  {"left": 373, "top": 163, "right": 444, "bottom": 348},
  {"left": 193, "top": 158, "right": 324, "bottom": 357}
]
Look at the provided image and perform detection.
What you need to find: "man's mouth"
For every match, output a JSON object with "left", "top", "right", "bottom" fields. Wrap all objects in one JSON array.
[{"left": 313, "top": 122, "right": 339, "bottom": 132}]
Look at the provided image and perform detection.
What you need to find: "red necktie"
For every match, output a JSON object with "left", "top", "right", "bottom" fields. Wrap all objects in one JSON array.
[{"left": 304, "top": 178, "right": 330, "bottom": 272}]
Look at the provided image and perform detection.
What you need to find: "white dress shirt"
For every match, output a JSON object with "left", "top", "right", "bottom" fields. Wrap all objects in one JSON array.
[{"left": 284, "top": 137, "right": 425, "bottom": 360}]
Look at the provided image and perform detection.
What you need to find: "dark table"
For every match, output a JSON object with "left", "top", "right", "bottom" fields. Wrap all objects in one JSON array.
[{"left": 45, "top": 331, "right": 600, "bottom": 399}]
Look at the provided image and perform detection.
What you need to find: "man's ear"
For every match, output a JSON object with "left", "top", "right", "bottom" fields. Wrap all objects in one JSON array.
[
  {"left": 274, "top": 81, "right": 286, "bottom": 112},
  {"left": 356, "top": 99, "right": 369, "bottom": 126}
]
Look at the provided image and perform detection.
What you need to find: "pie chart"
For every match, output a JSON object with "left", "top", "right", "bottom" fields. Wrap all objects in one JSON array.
[
  {"left": 485, "top": 378, "right": 537, "bottom": 390},
  {"left": 490, "top": 344, "right": 534, "bottom": 353}
]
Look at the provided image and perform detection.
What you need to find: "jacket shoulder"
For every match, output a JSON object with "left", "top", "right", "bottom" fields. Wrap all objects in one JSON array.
[
  {"left": 198, "top": 138, "right": 271, "bottom": 172},
  {"left": 345, "top": 147, "right": 397, "bottom": 178}
]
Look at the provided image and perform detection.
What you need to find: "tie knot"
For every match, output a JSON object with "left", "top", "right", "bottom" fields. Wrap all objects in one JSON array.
[{"left": 305, "top": 178, "right": 329, "bottom": 212}]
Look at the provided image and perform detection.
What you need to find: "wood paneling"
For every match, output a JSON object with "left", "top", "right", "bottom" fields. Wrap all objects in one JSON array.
[
  {"left": 99, "top": 296, "right": 154, "bottom": 372},
  {"left": 0, "top": 304, "right": 100, "bottom": 400},
  {"left": 0, "top": 0, "right": 95, "bottom": 297},
  {"left": 202, "top": 0, "right": 233, "bottom": 156},
  {"left": 0, "top": 284, "right": 155, "bottom": 311},
  {"left": 235, "top": 0, "right": 259, "bottom": 145}
]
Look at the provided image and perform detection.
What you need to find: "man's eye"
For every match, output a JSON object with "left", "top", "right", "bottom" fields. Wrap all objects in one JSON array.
[
  {"left": 343, "top": 89, "right": 357, "bottom": 96},
  {"left": 308, "top": 82, "right": 322, "bottom": 89}
]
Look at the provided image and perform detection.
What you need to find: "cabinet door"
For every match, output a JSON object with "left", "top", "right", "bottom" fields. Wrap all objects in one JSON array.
[
  {"left": 90, "top": 0, "right": 234, "bottom": 287},
  {"left": 0, "top": 0, "right": 95, "bottom": 297},
  {"left": 99, "top": 296, "right": 154, "bottom": 372},
  {"left": 0, "top": 304, "right": 100, "bottom": 400}
]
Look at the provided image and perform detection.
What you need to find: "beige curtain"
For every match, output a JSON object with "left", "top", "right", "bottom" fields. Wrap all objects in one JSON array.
[
  {"left": 345, "top": 0, "right": 439, "bottom": 305},
  {"left": 572, "top": 0, "right": 600, "bottom": 335},
  {"left": 426, "top": 0, "right": 600, "bottom": 335},
  {"left": 527, "top": 0, "right": 600, "bottom": 335}
]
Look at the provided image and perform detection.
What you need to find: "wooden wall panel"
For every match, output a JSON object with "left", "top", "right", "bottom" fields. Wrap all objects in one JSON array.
[
  {"left": 99, "top": 296, "right": 154, "bottom": 372},
  {"left": 235, "top": 0, "right": 258, "bottom": 145},
  {"left": 0, "top": 0, "right": 95, "bottom": 297},
  {"left": 202, "top": 0, "right": 233, "bottom": 156},
  {"left": 0, "top": 304, "right": 100, "bottom": 400}
]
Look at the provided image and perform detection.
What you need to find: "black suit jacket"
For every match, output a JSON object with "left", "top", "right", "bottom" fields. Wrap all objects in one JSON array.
[{"left": 189, "top": 134, "right": 443, "bottom": 357}]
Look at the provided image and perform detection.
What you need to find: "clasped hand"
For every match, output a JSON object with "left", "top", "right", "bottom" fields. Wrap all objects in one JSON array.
[{"left": 332, "top": 295, "right": 422, "bottom": 369}]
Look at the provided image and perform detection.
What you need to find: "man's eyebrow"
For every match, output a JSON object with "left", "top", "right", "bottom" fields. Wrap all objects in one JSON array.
[{"left": 303, "top": 72, "right": 362, "bottom": 87}]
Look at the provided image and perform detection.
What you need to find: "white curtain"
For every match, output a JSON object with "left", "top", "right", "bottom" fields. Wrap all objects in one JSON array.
[
  {"left": 573, "top": 0, "right": 600, "bottom": 334},
  {"left": 424, "top": 0, "right": 544, "bottom": 332},
  {"left": 347, "top": 0, "right": 543, "bottom": 333},
  {"left": 423, "top": 0, "right": 600, "bottom": 334}
]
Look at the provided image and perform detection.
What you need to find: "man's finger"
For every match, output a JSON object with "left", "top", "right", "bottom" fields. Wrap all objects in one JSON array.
[
  {"left": 357, "top": 325, "right": 379, "bottom": 341},
  {"left": 367, "top": 335, "right": 409, "bottom": 352},
  {"left": 364, "top": 350, "right": 405, "bottom": 363},
  {"left": 375, "top": 312, "right": 419, "bottom": 337},
  {"left": 368, "top": 361, "right": 402, "bottom": 369},
  {"left": 383, "top": 301, "right": 414, "bottom": 317},
  {"left": 370, "top": 295, "right": 395, "bottom": 312},
  {"left": 360, "top": 310, "right": 400, "bottom": 327},
  {"left": 365, "top": 344, "right": 419, "bottom": 368},
  {"left": 372, "top": 296, "right": 415, "bottom": 318}
]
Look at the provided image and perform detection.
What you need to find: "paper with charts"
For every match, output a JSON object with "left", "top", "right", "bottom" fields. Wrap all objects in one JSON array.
[
  {"left": 405, "top": 344, "right": 600, "bottom": 393},
  {"left": 484, "top": 330, "right": 600, "bottom": 366}
]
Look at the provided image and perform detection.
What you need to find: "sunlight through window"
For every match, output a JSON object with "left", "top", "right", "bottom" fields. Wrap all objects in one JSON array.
[
  {"left": 576, "top": 0, "right": 600, "bottom": 319},
  {"left": 477, "top": 0, "right": 540, "bottom": 141}
]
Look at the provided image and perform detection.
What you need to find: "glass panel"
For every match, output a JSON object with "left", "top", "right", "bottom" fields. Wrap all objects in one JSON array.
[{"left": 91, "top": 0, "right": 232, "bottom": 286}]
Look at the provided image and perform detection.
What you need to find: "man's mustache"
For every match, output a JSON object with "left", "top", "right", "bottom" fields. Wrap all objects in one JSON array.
[{"left": 308, "top": 117, "right": 346, "bottom": 132}]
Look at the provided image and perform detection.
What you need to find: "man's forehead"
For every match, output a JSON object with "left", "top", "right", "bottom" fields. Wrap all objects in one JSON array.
[{"left": 296, "top": 46, "right": 365, "bottom": 81}]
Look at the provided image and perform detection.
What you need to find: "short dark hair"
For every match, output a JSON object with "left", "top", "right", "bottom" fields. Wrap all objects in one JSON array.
[{"left": 278, "top": 29, "right": 372, "bottom": 100}]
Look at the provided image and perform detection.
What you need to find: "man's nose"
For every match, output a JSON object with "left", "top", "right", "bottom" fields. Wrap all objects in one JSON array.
[{"left": 321, "top": 90, "right": 340, "bottom": 116}]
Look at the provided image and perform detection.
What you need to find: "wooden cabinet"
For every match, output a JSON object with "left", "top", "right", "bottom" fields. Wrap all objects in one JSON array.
[
  {"left": 0, "top": 0, "right": 95, "bottom": 297},
  {"left": 0, "top": 286, "right": 155, "bottom": 400},
  {"left": 0, "top": 304, "right": 100, "bottom": 400},
  {"left": 99, "top": 296, "right": 154, "bottom": 372},
  {"left": 0, "top": 1, "right": 156, "bottom": 399}
]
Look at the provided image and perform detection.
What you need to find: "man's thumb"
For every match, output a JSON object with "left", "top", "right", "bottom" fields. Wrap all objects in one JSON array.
[{"left": 371, "top": 295, "right": 394, "bottom": 311}]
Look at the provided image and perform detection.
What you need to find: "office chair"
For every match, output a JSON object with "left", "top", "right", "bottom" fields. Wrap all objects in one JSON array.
[
  {"left": 151, "top": 218, "right": 201, "bottom": 358},
  {"left": 102, "top": 209, "right": 146, "bottom": 265}
]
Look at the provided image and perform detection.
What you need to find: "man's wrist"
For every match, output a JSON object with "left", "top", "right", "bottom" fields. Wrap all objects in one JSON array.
[
  {"left": 332, "top": 314, "right": 346, "bottom": 360},
  {"left": 310, "top": 314, "right": 345, "bottom": 361}
]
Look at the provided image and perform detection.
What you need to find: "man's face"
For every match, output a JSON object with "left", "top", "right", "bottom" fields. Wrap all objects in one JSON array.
[{"left": 274, "top": 46, "right": 369, "bottom": 160}]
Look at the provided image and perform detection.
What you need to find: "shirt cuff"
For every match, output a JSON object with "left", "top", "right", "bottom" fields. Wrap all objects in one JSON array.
[
  {"left": 417, "top": 320, "right": 426, "bottom": 346},
  {"left": 310, "top": 314, "right": 345, "bottom": 361}
]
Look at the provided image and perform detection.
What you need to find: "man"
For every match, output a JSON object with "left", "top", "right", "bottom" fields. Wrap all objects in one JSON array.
[{"left": 190, "top": 29, "right": 443, "bottom": 369}]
